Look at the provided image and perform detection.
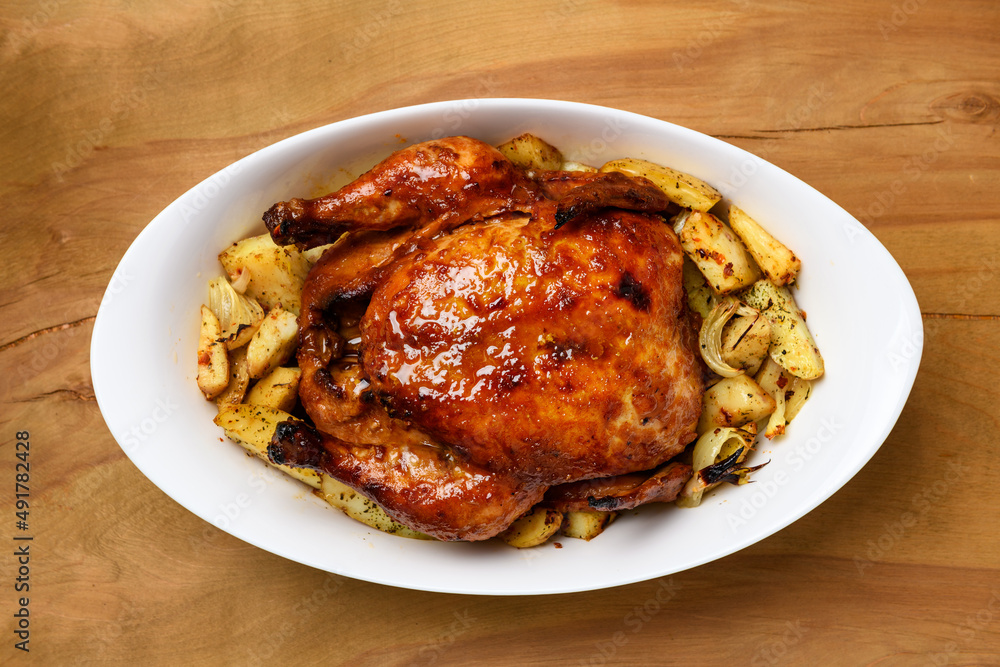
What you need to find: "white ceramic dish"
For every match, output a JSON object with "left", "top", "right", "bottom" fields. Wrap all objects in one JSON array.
[{"left": 91, "top": 99, "right": 922, "bottom": 595}]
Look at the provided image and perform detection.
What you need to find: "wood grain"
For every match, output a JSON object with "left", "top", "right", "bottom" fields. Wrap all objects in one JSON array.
[{"left": 2, "top": 0, "right": 998, "bottom": 664}]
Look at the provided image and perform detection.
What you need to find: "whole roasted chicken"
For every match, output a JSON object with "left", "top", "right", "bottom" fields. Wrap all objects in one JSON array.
[{"left": 264, "top": 136, "right": 704, "bottom": 541}]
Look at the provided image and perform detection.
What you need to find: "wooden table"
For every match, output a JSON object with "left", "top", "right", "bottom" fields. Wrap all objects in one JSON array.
[{"left": 3, "top": 1, "right": 998, "bottom": 664}]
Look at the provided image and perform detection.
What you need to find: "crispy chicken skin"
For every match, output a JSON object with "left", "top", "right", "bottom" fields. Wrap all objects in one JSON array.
[
  {"left": 266, "top": 136, "right": 703, "bottom": 541},
  {"left": 362, "top": 207, "right": 703, "bottom": 483},
  {"left": 264, "top": 136, "right": 538, "bottom": 249},
  {"left": 269, "top": 421, "right": 545, "bottom": 541}
]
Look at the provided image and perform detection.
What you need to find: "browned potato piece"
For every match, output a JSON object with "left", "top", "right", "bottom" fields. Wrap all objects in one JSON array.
[
  {"left": 318, "top": 474, "right": 431, "bottom": 539},
  {"left": 245, "top": 366, "right": 301, "bottom": 412},
  {"left": 676, "top": 211, "right": 762, "bottom": 295},
  {"left": 215, "top": 346, "right": 250, "bottom": 408},
  {"left": 683, "top": 258, "right": 718, "bottom": 319},
  {"left": 197, "top": 305, "right": 229, "bottom": 399},
  {"left": 562, "top": 510, "right": 617, "bottom": 541},
  {"left": 499, "top": 507, "right": 564, "bottom": 548},
  {"left": 697, "top": 374, "right": 776, "bottom": 435},
  {"left": 728, "top": 205, "right": 801, "bottom": 287},
  {"left": 246, "top": 307, "right": 298, "bottom": 380},
  {"left": 785, "top": 376, "right": 813, "bottom": 422},
  {"left": 755, "top": 357, "right": 792, "bottom": 439},
  {"left": 600, "top": 157, "right": 722, "bottom": 211},
  {"left": 218, "top": 234, "right": 312, "bottom": 315},
  {"left": 496, "top": 133, "right": 563, "bottom": 171},
  {"left": 755, "top": 360, "right": 814, "bottom": 437},
  {"left": 741, "top": 279, "right": 824, "bottom": 380}
]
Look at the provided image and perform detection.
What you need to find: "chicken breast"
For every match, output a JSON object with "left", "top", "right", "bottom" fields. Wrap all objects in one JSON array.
[{"left": 361, "top": 206, "right": 703, "bottom": 484}]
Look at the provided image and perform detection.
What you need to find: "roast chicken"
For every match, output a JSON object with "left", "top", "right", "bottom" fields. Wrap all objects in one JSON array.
[{"left": 264, "top": 136, "right": 704, "bottom": 541}]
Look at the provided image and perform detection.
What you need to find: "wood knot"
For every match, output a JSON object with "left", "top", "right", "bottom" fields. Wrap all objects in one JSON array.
[{"left": 931, "top": 90, "right": 1000, "bottom": 124}]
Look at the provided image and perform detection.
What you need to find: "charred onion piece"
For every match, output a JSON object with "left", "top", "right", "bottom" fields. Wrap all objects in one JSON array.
[{"left": 699, "top": 298, "right": 761, "bottom": 377}]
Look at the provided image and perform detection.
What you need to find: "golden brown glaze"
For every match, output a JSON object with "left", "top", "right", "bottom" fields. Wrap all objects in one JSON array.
[
  {"left": 361, "top": 207, "right": 703, "bottom": 484},
  {"left": 266, "top": 135, "right": 704, "bottom": 541},
  {"left": 264, "top": 136, "right": 539, "bottom": 249},
  {"left": 269, "top": 421, "right": 545, "bottom": 541}
]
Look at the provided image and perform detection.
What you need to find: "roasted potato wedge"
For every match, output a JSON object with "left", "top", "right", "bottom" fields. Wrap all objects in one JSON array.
[
  {"left": 245, "top": 366, "right": 301, "bottom": 412},
  {"left": 318, "top": 474, "right": 431, "bottom": 539},
  {"left": 740, "top": 279, "right": 824, "bottom": 380},
  {"left": 197, "top": 305, "right": 229, "bottom": 399},
  {"left": 785, "top": 376, "right": 813, "bottom": 422},
  {"left": 683, "top": 258, "right": 718, "bottom": 320},
  {"left": 728, "top": 205, "right": 801, "bottom": 287},
  {"left": 697, "top": 374, "right": 776, "bottom": 435},
  {"left": 246, "top": 307, "right": 298, "bottom": 380},
  {"left": 561, "top": 510, "right": 617, "bottom": 541},
  {"left": 676, "top": 210, "right": 762, "bottom": 295},
  {"left": 755, "top": 357, "right": 792, "bottom": 439},
  {"left": 496, "top": 133, "right": 563, "bottom": 171},
  {"left": 213, "top": 404, "right": 321, "bottom": 489},
  {"left": 215, "top": 346, "right": 250, "bottom": 408},
  {"left": 499, "top": 507, "right": 564, "bottom": 548},
  {"left": 600, "top": 157, "right": 722, "bottom": 211},
  {"left": 218, "top": 234, "right": 312, "bottom": 315},
  {"left": 755, "top": 358, "right": 814, "bottom": 436}
]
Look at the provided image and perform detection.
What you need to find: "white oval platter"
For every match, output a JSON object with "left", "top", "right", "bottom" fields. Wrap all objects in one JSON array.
[{"left": 91, "top": 99, "right": 922, "bottom": 595}]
